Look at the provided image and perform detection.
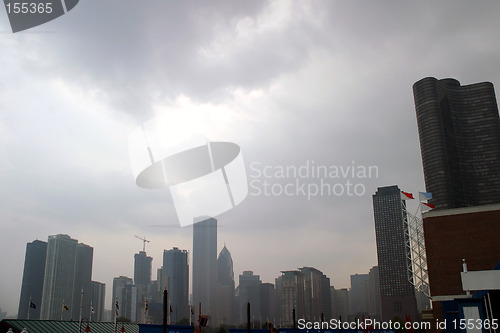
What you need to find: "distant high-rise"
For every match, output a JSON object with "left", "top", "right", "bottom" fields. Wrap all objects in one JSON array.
[
  {"left": 237, "top": 271, "right": 262, "bottom": 324},
  {"left": 72, "top": 243, "right": 94, "bottom": 320},
  {"left": 260, "top": 283, "right": 276, "bottom": 324},
  {"left": 134, "top": 251, "right": 152, "bottom": 286},
  {"left": 18, "top": 240, "right": 47, "bottom": 320},
  {"left": 331, "top": 287, "right": 349, "bottom": 320},
  {"left": 217, "top": 245, "right": 235, "bottom": 325},
  {"left": 40, "top": 234, "right": 79, "bottom": 320},
  {"left": 163, "top": 247, "right": 189, "bottom": 323},
  {"left": 298, "top": 267, "right": 331, "bottom": 321},
  {"left": 348, "top": 273, "right": 369, "bottom": 317},
  {"left": 112, "top": 276, "right": 133, "bottom": 320},
  {"left": 90, "top": 281, "right": 106, "bottom": 322},
  {"left": 192, "top": 217, "right": 217, "bottom": 322},
  {"left": 275, "top": 270, "right": 304, "bottom": 327},
  {"left": 373, "top": 186, "right": 418, "bottom": 321},
  {"left": 413, "top": 77, "right": 500, "bottom": 209},
  {"left": 368, "top": 266, "right": 382, "bottom": 320}
]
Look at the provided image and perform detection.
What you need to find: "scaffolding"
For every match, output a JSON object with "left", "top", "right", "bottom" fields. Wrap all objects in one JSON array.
[{"left": 402, "top": 199, "right": 431, "bottom": 298}]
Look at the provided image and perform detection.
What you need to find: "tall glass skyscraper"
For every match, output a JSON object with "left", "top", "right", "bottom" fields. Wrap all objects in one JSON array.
[
  {"left": 217, "top": 245, "right": 235, "bottom": 325},
  {"left": 163, "top": 247, "right": 189, "bottom": 323},
  {"left": 192, "top": 217, "right": 217, "bottom": 322},
  {"left": 413, "top": 77, "right": 500, "bottom": 209},
  {"left": 372, "top": 186, "right": 418, "bottom": 321},
  {"left": 40, "top": 234, "right": 79, "bottom": 320},
  {"left": 18, "top": 240, "right": 47, "bottom": 320}
]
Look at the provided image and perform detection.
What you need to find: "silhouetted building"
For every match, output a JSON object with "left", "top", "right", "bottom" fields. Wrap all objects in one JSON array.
[
  {"left": 373, "top": 186, "right": 418, "bottom": 321},
  {"left": 40, "top": 234, "right": 79, "bottom": 320},
  {"left": 299, "top": 267, "right": 331, "bottom": 321},
  {"left": 276, "top": 270, "right": 304, "bottom": 327},
  {"left": 163, "top": 247, "right": 189, "bottom": 323},
  {"left": 217, "top": 245, "right": 235, "bottom": 325},
  {"left": 72, "top": 243, "right": 94, "bottom": 320},
  {"left": 18, "top": 240, "right": 47, "bottom": 320},
  {"left": 134, "top": 251, "right": 152, "bottom": 286},
  {"left": 368, "top": 266, "right": 382, "bottom": 320},
  {"left": 413, "top": 77, "right": 500, "bottom": 210},
  {"left": 192, "top": 217, "right": 217, "bottom": 323},
  {"left": 260, "top": 283, "right": 276, "bottom": 324},
  {"left": 349, "top": 273, "right": 369, "bottom": 318},
  {"left": 90, "top": 281, "right": 105, "bottom": 322},
  {"left": 331, "top": 287, "right": 349, "bottom": 320},
  {"left": 237, "top": 271, "right": 262, "bottom": 324},
  {"left": 112, "top": 276, "right": 133, "bottom": 321}
]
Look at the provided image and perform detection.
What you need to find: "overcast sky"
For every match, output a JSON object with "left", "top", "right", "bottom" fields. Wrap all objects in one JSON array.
[{"left": 1, "top": 1, "right": 500, "bottom": 316}]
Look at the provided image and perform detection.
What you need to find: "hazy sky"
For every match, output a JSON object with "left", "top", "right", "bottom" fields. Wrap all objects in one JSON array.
[{"left": 1, "top": 1, "right": 500, "bottom": 316}]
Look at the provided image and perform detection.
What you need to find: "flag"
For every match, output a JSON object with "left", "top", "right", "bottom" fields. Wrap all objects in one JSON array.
[
  {"left": 29, "top": 301, "right": 36, "bottom": 309},
  {"left": 145, "top": 303, "right": 149, "bottom": 313},
  {"left": 91, "top": 306, "right": 95, "bottom": 314},
  {"left": 170, "top": 305, "right": 173, "bottom": 313},
  {"left": 421, "top": 202, "right": 435, "bottom": 210},
  {"left": 419, "top": 192, "right": 432, "bottom": 201},
  {"left": 401, "top": 191, "right": 414, "bottom": 200},
  {"left": 63, "top": 304, "right": 69, "bottom": 311},
  {"left": 115, "top": 301, "right": 119, "bottom": 310},
  {"left": 191, "top": 307, "right": 194, "bottom": 315}
]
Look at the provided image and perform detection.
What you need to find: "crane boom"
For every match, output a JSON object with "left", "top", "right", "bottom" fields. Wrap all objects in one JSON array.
[{"left": 134, "top": 235, "right": 150, "bottom": 252}]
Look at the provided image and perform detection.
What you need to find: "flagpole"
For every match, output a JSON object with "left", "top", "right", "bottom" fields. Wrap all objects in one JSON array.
[
  {"left": 90, "top": 301, "right": 93, "bottom": 322},
  {"left": 61, "top": 300, "right": 64, "bottom": 321},
  {"left": 79, "top": 289, "right": 84, "bottom": 332}
]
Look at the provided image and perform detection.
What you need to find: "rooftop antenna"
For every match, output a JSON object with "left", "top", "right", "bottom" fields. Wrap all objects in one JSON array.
[{"left": 134, "top": 235, "right": 150, "bottom": 252}]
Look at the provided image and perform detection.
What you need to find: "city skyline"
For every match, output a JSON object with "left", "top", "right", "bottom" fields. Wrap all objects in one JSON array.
[{"left": 2, "top": 1, "right": 500, "bottom": 318}]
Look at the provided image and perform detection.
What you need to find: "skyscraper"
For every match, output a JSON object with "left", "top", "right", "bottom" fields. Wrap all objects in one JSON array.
[
  {"left": 72, "top": 243, "right": 94, "bottom": 320},
  {"left": 134, "top": 251, "right": 152, "bottom": 286},
  {"left": 112, "top": 276, "right": 133, "bottom": 320},
  {"left": 192, "top": 217, "right": 217, "bottom": 322},
  {"left": 373, "top": 186, "right": 418, "bottom": 321},
  {"left": 275, "top": 270, "right": 304, "bottom": 327},
  {"left": 163, "top": 247, "right": 189, "bottom": 323},
  {"left": 413, "top": 77, "right": 500, "bottom": 209},
  {"left": 237, "top": 271, "right": 262, "bottom": 324},
  {"left": 217, "top": 245, "right": 235, "bottom": 325},
  {"left": 18, "top": 240, "right": 47, "bottom": 320},
  {"left": 299, "top": 267, "right": 331, "bottom": 321},
  {"left": 90, "top": 281, "right": 106, "bottom": 322},
  {"left": 348, "top": 273, "right": 369, "bottom": 318},
  {"left": 40, "top": 234, "right": 79, "bottom": 320}
]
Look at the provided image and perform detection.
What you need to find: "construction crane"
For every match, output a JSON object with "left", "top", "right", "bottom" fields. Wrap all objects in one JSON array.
[{"left": 134, "top": 235, "right": 150, "bottom": 252}]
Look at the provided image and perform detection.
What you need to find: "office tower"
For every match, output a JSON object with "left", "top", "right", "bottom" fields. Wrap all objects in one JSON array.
[
  {"left": 413, "top": 77, "right": 500, "bottom": 210},
  {"left": 72, "top": 243, "right": 94, "bottom": 320},
  {"left": 368, "top": 266, "right": 382, "bottom": 320},
  {"left": 298, "top": 267, "right": 331, "bottom": 321},
  {"left": 40, "top": 234, "right": 79, "bottom": 320},
  {"left": 112, "top": 276, "right": 133, "bottom": 320},
  {"left": 260, "top": 283, "right": 276, "bottom": 324},
  {"left": 320, "top": 274, "right": 332, "bottom": 320},
  {"left": 217, "top": 245, "right": 235, "bottom": 325},
  {"left": 275, "top": 271, "right": 305, "bottom": 327},
  {"left": 373, "top": 186, "right": 418, "bottom": 321},
  {"left": 349, "top": 273, "right": 369, "bottom": 318},
  {"left": 163, "top": 247, "right": 189, "bottom": 323},
  {"left": 134, "top": 251, "right": 152, "bottom": 286},
  {"left": 18, "top": 240, "right": 47, "bottom": 320},
  {"left": 237, "top": 271, "right": 262, "bottom": 324},
  {"left": 90, "top": 281, "right": 105, "bottom": 322},
  {"left": 331, "top": 287, "right": 349, "bottom": 320},
  {"left": 192, "top": 217, "right": 217, "bottom": 322}
]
